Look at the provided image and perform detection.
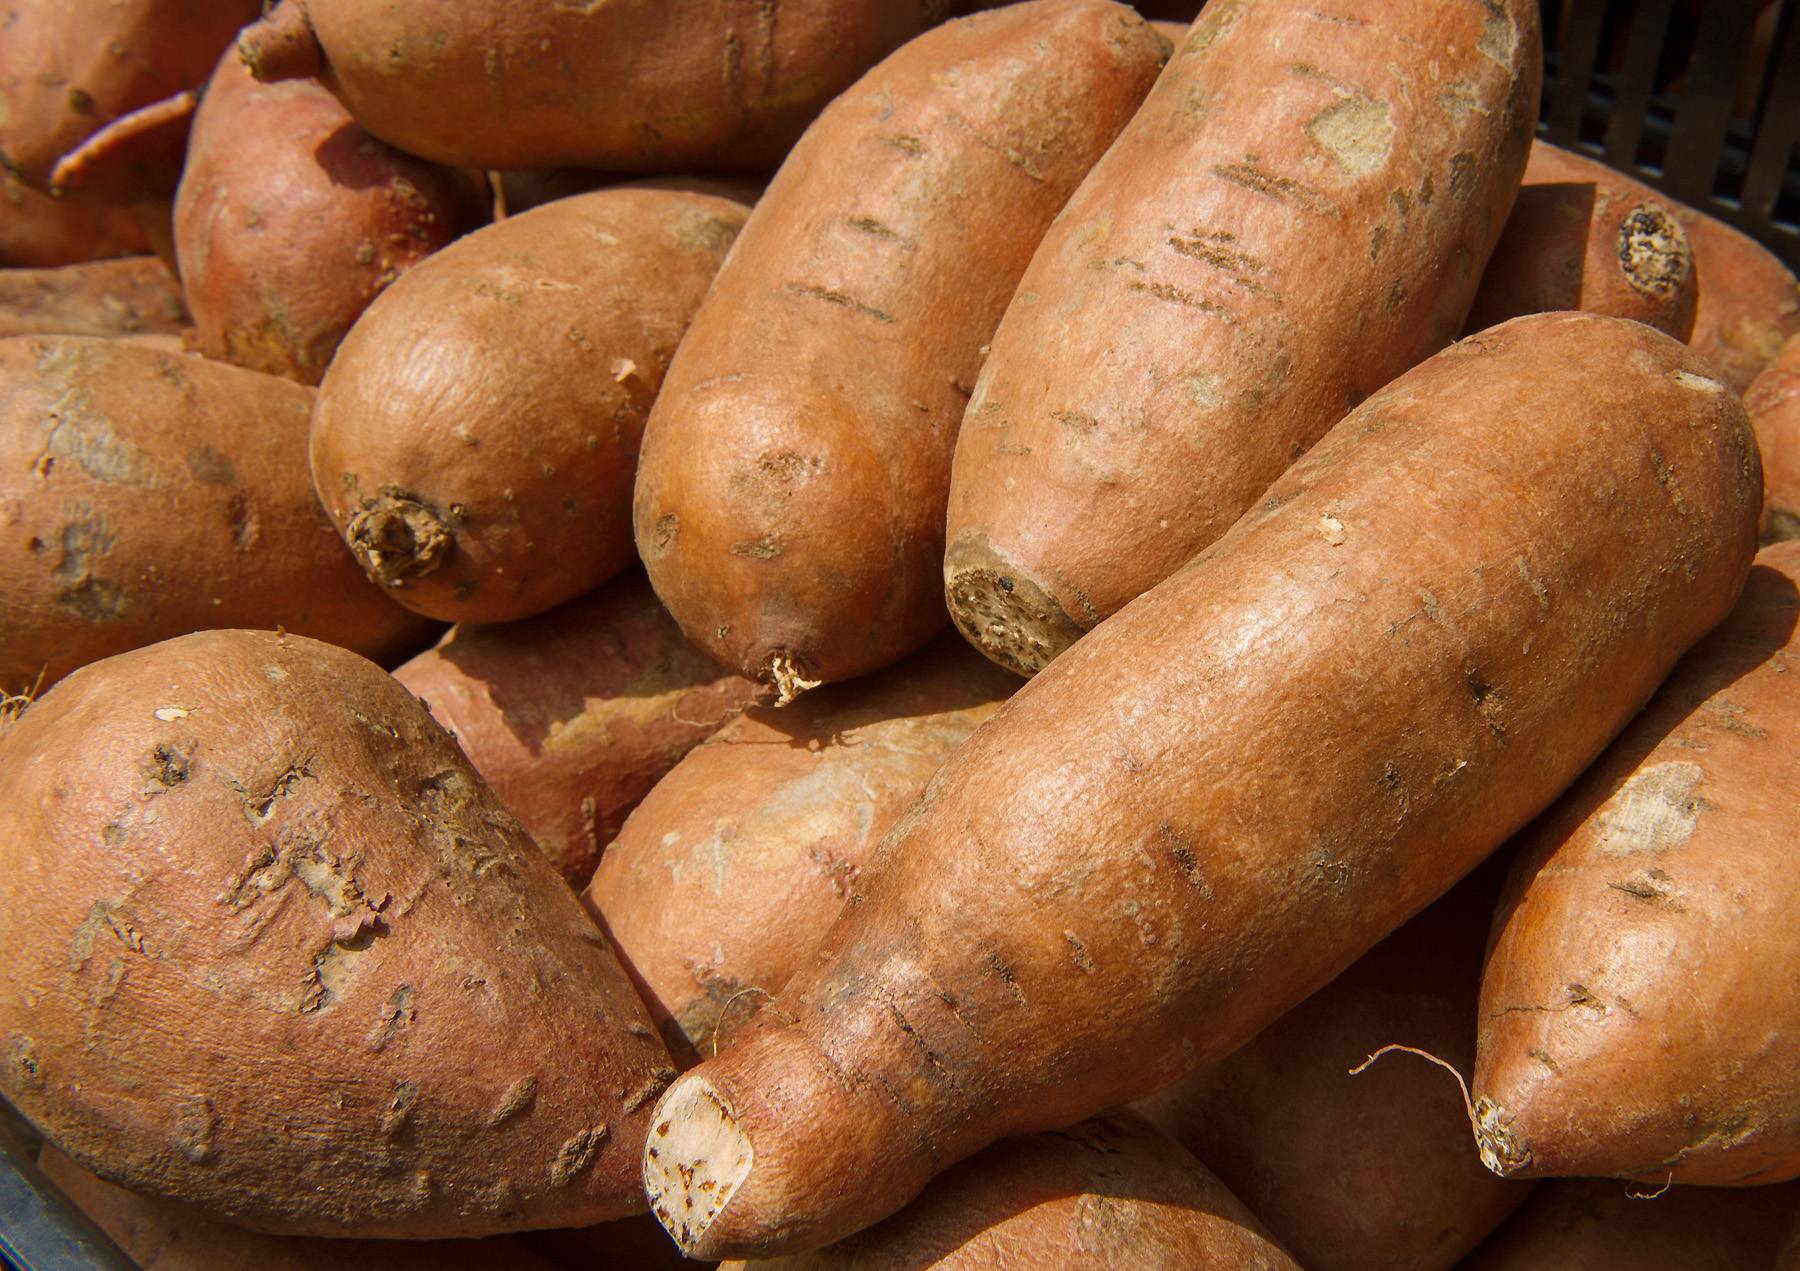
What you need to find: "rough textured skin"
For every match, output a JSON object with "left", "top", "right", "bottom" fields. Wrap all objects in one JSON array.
[
  {"left": 236, "top": 0, "right": 955, "bottom": 173},
  {"left": 40, "top": 1145, "right": 559, "bottom": 1270},
  {"left": 175, "top": 51, "right": 485, "bottom": 385},
  {"left": 720, "top": 1113, "right": 1301, "bottom": 1270},
  {"left": 0, "top": 336, "right": 433, "bottom": 694},
  {"left": 1748, "top": 335, "right": 1800, "bottom": 543},
  {"left": 1526, "top": 141, "right": 1800, "bottom": 393},
  {"left": 1458, "top": 1179, "right": 1800, "bottom": 1270},
  {"left": 1, "top": 171, "right": 151, "bottom": 267},
  {"left": 0, "top": 257, "right": 187, "bottom": 339},
  {"left": 1466, "top": 181, "right": 1696, "bottom": 338},
  {"left": 634, "top": 0, "right": 1169, "bottom": 694},
  {"left": 1473, "top": 542, "right": 1800, "bottom": 1187},
  {"left": 942, "top": 0, "right": 1540, "bottom": 676},
  {"left": 312, "top": 188, "right": 748, "bottom": 624},
  {"left": 1135, "top": 859, "right": 1533, "bottom": 1271},
  {"left": 393, "top": 569, "right": 761, "bottom": 888},
  {"left": 0, "top": 0, "right": 263, "bottom": 196},
  {"left": 0, "top": 630, "right": 675, "bottom": 1236},
  {"left": 585, "top": 634, "right": 1016, "bottom": 1064},
  {"left": 641, "top": 313, "right": 1762, "bottom": 1259}
]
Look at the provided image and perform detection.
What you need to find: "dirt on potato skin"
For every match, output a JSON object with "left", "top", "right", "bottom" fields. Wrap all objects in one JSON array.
[{"left": 0, "top": 629, "right": 674, "bottom": 1237}]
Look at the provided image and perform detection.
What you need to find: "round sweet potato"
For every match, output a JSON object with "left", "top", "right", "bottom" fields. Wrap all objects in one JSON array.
[
  {"left": 0, "top": 335, "right": 433, "bottom": 693},
  {"left": 394, "top": 570, "right": 761, "bottom": 887},
  {"left": 311, "top": 187, "right": 750, "bottom": 624},
  {"left": 0, "top": 629, "right": 675, "bottom": 1237},
  {"left": 0, "top": 258, "right": 187, "bottom": 340},
  {"left": 235, "top": 1, "right": 955, "bottom": 174},
  {"left": 1748, "top": 334, "right": 1800, "bottom": 543},
  {"left": 174, "top": 50, "right": 485, "bottom": 384},
  {"left": 586, "top": 633, "right": 1016, "bottom": 1064}
]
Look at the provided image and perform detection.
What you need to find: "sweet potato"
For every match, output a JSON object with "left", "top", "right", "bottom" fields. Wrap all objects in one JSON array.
[
  {"left": 174, "top": 50, "right": 485, "bottom": 385},
  {"left": 942, "top": 0, "right": 1540, "bottom": 676},
  {"left": 1, "top": 171, "right": 151, "bottom": 268},
  {"left": 0, "top": 629, "right": 674, "bottom": 1236},
  {"left": 585, "top": 634, "right": 1016, "bottom": 1063},
  {"left": 633, "top": 0, "right": 1168, "bottom": 697},
  {"left": 1748, "top": 334, "right": 1800, "bottom": 543},
  {"left": 1465, "top": 181, "right": 1696, "bottom": 338},
  {"left": 1135, "top": 858, "right": 1532, "bottom": 1271},
  {"left": 393, "top": 570, "right": 760, "bottom": 888},
  {"left": 717, "top": 1113, "right": 1301, "bottom": 1270},
  {"left": 236, "top": 1, "right": 955, "bottom": 174},
  {"left": 1458, "top": 1179, "right": 1800, "bottom": 1270},
  {"left": 639, "top": 313, "right": 1761, "bottom": 1258},
  {"left": 0, "top": 258, "right": 187, "bottom": 340},
  {"left": 1526, "top": 141, "right": 1800, "bottom": 392},
  {"left": 40, "top": 1145, "right": 559, "bottom": 1270},
  {"left": 0, "top": 335, "right": 433, "bottom": 693},
  {"left": 493, "top": 172, "right": 767, "bottom": 220},
  {"left": 0, "top": 0, "right": 262, "bottom": 197},
  {"left": 1472, "top": 541, "right": 1800, "bottom": 1187},
  {"left": 311, "top": 187, "right": 749, "bottom": 624}
]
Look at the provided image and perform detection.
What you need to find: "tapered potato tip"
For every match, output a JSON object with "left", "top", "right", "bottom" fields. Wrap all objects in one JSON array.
[
  {"left": 48, "top": 92, "right": 197, "bottom": 197},
  {"left": 238, "top": 3, "right": 322, "bottom": 82},
  {"left": 944, "top": 532, "right": 1086, "bottom": 677}
]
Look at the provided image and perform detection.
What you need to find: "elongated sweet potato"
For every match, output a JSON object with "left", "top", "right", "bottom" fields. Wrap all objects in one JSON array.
[
  {"left": 1749, "top": 334, "right": 1800, "bottom": 542},
  {"left": 1472, "top": 541, "right": 1800, "bottom": 1187},
  {"left": 236, "top": 1, "right": 955, "bottom": 173},
  {"left": 640, "top": 313, "right": 1761, "bottom": 1258},
  {"left": 633, "top": 0, "right": 1168, "bottom": 697},
  {"left": 719, "top": 1113, "right": 1301, "bottom": 1270},
  {"left": 0, "top": 258, "right": 187, "bottom": 340},
  {"left": 1465, "top": 180, "right": 1695, "bottom": 337},
  {"left": 942, "top": 0, "right": 1540, "bottom": 676},
  {"left": 312, "top": 187, "right": 749, "bottom": 624},
  {"left": 585, "top": 634, "right": 1016, "bottom": 1063},
  {"left": 1459, "top": 1179, "right": 1800, "bottom": 1270},
  {"left": 40, "top": 1146, "right": 559, "bottom": 1270},
  {"left": 0, "top": 0, "right": 262, "bottom": 197},
  {"left": 0, "top": 629, "right": 674, "bottom": 1236},
  {"left": 1135, "top": 858, "right": 1532, "bottom": 1271},
  {"left": 174, "top": 51, "right": 485, "bottom": 385},
  {"left": 394, "top": 570, "right": 760, "bottom": 888},
  {"left": 0, "top": 336, "right": 433, "bottom": 693},
  {"left": 1, "top": 172, "right": 151, "bottom": 268},
  {"left": 1526, "top": 141, "right": 1800, "bottom": 392}
]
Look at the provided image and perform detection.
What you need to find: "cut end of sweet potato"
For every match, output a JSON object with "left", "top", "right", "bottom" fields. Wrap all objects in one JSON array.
[
  {"left": 1616, "top": 204, "right": 1692, "bottom": 301},
  {"left": 944, "top": 533, "right": 1085, "bottom": 678},
  {"left": 644, "top": 1074, "right": 754, "bottom": 1258},
  {"left": 1474, "top": 1096, "right": 1534, "bottom": 1178},
  {"left": 345, "top": 489, "right": 453, "bottom": 586},
  {"left": 237, "top": 2, "right": 323, "bottom": 83}
]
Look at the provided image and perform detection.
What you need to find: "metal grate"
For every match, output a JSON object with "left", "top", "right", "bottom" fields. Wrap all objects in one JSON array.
[{"left": 1540, "top": 0, "right": 1800, "bottom": 267}]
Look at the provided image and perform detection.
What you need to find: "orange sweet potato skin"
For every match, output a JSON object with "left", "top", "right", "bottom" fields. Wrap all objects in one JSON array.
[
  {"left": 1748, "top": 335, "right": 1800, "bottom": 542},
  {"left": 0, "top": 258, "right": 188, "bottom": 340},
  {"left": 240, "top": 0, "right": 954, "bottom": 173},
  {"left": 1, "top": 172, "right": 151, "bottom": 267},
  {"left": 40, "top": 1146, "right": 559, "bottom": 1270},
  {"left": 0, "top": 336, "right": 433, "bottom": 693},
  {"left": 1526, "top": 141, "right": 1800, "bottom": 392},
  {"left": 0, "top": 630, "right": 674, "bottom": 1237},
  {"left": 1466, "top": 181, "right": 1695, "bottom": 338},
  {"left": 1473, "top": 542, "right": 1800, "bottom": 1187},
  {"left": 1459, "top": 1179, "right": 1800, "bottom": 1270},
  {"left": 311, "top": 188, "right": 749, "bottom": 624},
  {"left": 1136, "top": 860, "right": 1532, "bottom": 1271},
  {"left": 644, "top": 313, "right": 1761, "bottom": 1258},
  {"left": 175, "top": 52, "right": 485, "bottom": 385},
  {"left": 722, "top": 1113, "right": 1302, "bottom": 1270},
  {"left": 942, "top": 0, "right": 1540, "bottom": 675},
  {"left": 393, "top": 570, "right": 760, "bottom": 888},
  {"left": 0, "top": 0, "right": 262, "bottom": 196},
  {"left": 633, "top": 0, "right": 1169, "bottom": 692},
  {"left": 585, "top": 634, "right": 1016, "bottom": 1064}
]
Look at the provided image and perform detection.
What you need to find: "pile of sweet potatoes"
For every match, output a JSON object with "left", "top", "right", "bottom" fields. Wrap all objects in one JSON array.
[{"left": 3, "top": 2, "right": 1799, "bottom": 1267}]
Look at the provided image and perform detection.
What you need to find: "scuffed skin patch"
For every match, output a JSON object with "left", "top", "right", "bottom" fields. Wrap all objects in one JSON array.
[
  {"left": 1307, "top": 96, "right": 1393, "bottom": 177},
  {"left": 1592, "top": 761, "right": 1705, "bottom": 856},
  {"left": 644, "top": 1074, "right": 753, "bottom": 1256}
]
